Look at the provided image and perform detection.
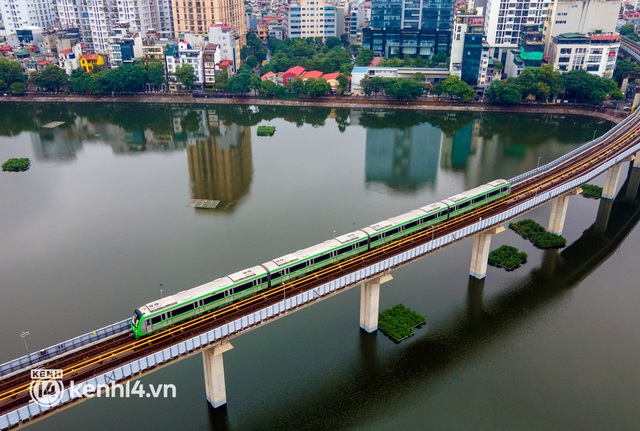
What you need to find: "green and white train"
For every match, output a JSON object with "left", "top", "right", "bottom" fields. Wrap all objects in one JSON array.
[{"left": 131, "top": 179, "right": 511, "bottom": 338}]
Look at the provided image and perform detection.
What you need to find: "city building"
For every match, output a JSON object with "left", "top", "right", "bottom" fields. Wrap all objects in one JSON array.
[
  {"left": 0, "top": 0, "right": 55, "bottom": 36},
  {"left": 450, "top": 6, "right": 489, "bottom": 87},
  {"left": 504, "top": 23, "right": 544, "bottom": 77},
  {"left": 547, "top": 32, "right": 619, "bottom": 78},
  {"left": 363, "top": 0, "right": 454, "bottom": 58},
  {"left": 171, "top": 0, "right": 246, "bottom": 47},
  {"left": 484, "top": 0, "right": 552, "bottom": 63},
  {"left": 282, "top": 0, "right": 336, "bottom": 39},
  {"left": 208, "top": 23, "right": 239, "bottom": 73}
]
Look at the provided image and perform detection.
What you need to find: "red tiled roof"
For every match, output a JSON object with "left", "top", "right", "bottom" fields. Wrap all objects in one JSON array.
[
  {"left": 37, "top": 59, "right": 52, "bottom": 66},
  {"left": 322, "top": 72, "right": 340, "bottom": 81},
  {"left": 60, "top": 49, "right": 72, "bottom": 55},
  {"left": 284, "top": 65, "right": 305, "bottom": 76},
  {"left": 302, "top": 70, "right": 323, "bottom": 79},
  {"left": 590, "top": 34, "right": 620, "bottom": 40},
  {"left": 261, "top": 71, "right": 275, "bottom": 79},
  {"left": 81, "top": 53, "right": 101, "bottom": 61},
  {"left": 0, "top": 45, "right": 12, "bottom": 52}
]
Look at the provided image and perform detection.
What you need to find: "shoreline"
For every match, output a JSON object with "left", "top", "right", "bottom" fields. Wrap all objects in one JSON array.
[{"left": 1, "top": 93, "right": 626, "bottom": 123}]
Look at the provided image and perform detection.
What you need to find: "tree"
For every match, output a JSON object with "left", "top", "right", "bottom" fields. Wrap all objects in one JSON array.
[
  {"left": 385, "top": 78, "right": 423, "bottom": 100},
  {"left": 337, "top": 73, "right": 350, "bottom": 95},
  {"left": 434, "top": 75, "right": 476, "bottom": 102},
  {"left": 146, "top": 61, "right": 165, "bottom": 89},
  {"left": 619, "top": 24, "right": 640, "bottom": 41},
  {"left": 613, "top": 58, "right": 639, "bottom": 86},
  {"left": 287, "top": 76, "right": 305, "bottom": 95},
  {"left": 244, "top": 56, "right": 259, "bottom": 70},
  {"left": 227, "top": 71, "right": 251, "bottom": 94},
  {"left": 304, "top": 78, "right": 331, "bottom": 98},
  {"left": 486, "top": 79, "right": 522, "bottom": 104},
  {"left": 174, "top": 64, "right": 196, "bottom": 91},
  {"left": 0, "top": 58, "right": 24, "bottom": 92},
  {"left": 355, "top": 48, "right": 374, "bottom": 67},
  {"left": 250, "top": 74, "right": 262, "bottom": 95},
  {"left": 215, "top": 68, "right": 228, "bottom": 91},
  {"left": 9, "top": 81, "right": 25, "bottom": 95},
  {"left": 259, "top": 80, "right": 281, "bottom": 98},
  {"left": 69, "top": 68, "right": 93, "bottom": 94},
  {"left": 32, "top": 64, "right": 68, "bottom": 92},
  {"left": 360, "top": 76, "right": 387, "bottom": 96}
]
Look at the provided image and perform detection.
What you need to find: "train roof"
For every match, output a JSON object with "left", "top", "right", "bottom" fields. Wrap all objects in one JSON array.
[
  {"left": 441, "top": 180, "right": 508, "bottom": 205},
  {"left": 418, "top": 201, "right": 449, "bottom": 213},
  {"left": 139, "top": 265, "right": 268, "bottom": 316},
  {"left": 262, "top": 230, "right": 368, "bottom": 271}
]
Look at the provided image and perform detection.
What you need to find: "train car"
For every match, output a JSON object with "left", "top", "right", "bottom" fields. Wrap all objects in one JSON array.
[
  {"left": 362, "top": 202, "right": 450, "bottom": 249},
  {"left": 131, "top": 265, "right": 269, "bottom": 337},
  {"left": 262, "top": 230, "right": 369, "bottom": 287},
  {"left": 440, "top": 179, "right": 510, "bottom": 219}
]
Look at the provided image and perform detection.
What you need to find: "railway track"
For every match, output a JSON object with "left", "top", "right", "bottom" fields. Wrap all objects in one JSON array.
[{"left": 1, "top": 113, "right": 639, "bottom": 419}]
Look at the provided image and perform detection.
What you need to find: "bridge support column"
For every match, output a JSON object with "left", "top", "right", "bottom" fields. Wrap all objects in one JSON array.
[
  {"left": 203, "top": 342, "right": 233, "bottom": 408},
  {"left": 627, "top": 164, "right": 640, "bottom": 199},
  {"left": 359, "top": 273, "right": 393, "bottom": 332},
  {"left": 469, "top": 225, "right": 505, "bottom": 279},
  {"left": 602, "top": 163, "right": 623, "bottom": 199},
  {"left": 634, "top": 151, "right": 640, "bottom": 168},
  {"left": 547, "top": 188, "right": 581, "bottom": 235}
]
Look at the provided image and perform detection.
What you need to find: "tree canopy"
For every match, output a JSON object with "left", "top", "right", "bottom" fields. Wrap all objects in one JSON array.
[{"left": 0, "top": 58, "right": 24, "bottom": 92}]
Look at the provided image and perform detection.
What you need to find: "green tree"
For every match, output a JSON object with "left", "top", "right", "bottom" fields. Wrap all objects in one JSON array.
[
  {"left": 146, "top": 61, "right": 165, "bottom": 88},
  {"left": 250, "top": 74, "right": 262, "bottom": 95},
  {"left": 215, "top": 68, "right": 228, "bottom": 91},
  {"left": 613, "top": 58, "right": 639, "bottom": 86},
  {"left": 0, "top": 58, "right": 24, "bottom": 92},
  {"left": 304, "top": 78, "right": 331, "bottom": 98},
  {"left": 259, "top": 80, "right": 281, "bottom": 98},
  {"left": 385, "top": 78, "right": 423, "bottom": 100},
  {"left": 9, "top": 81, "right": 25, "bottom": 95},
  {"left": 486, "top": 79, "right": 522, "bottom": 104},
  {"left": 287, "top": 76, "right": 305, "bottom": 95},
  {"left": 227, "top": 71, "right": 251, "bottom": 94},
  {"left": 619, "top": 23, "right": 639, "bottom": 41},
  {"left": 337, "top": 73, "right": 350, "bottom": 95},
  {"left": 355, "top": 48, "right": 374, "bottom": 67},
  {"left": 174, "top": 64, "right": 196, "bottom": 91},
  {"left": 32, "top": 64, "right": 68, "bottom": 92},
  {"left": 69, "top": 68, "right": 93, "bottom": 94},
  {"left": 244, "top": 56, "right": 259, "bottom": 70}
]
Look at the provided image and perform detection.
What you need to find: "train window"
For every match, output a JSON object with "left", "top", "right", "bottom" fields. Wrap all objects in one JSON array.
[
  {"left": 387, "top": 227, "right": 400, "bottom": 236},
  {"left": 458, "top": 201, "right": 471, "bottom": 209},
  {"left": 235, "top": 282, "right": 252, "bottom": 293},
  {"left": 150, "top": 315, "right": 162, "bottom": 324},
  {"left": 315, "top": 253, "right": 330, "bottom": 263},
  {"left": 271, "top": 270, "right": 282, "bottom": 280},
  {"left": 358, "top": 240, "right": 368, "bottom": 248},
  {"left": 290, "top": 261, "right": 308, "bottom": 273},
  {"left": 203, "top": 292, "right": 224, "bottom": 305},
  {"left": 173, "top": 303, "right": 194, "bottom": 317}
]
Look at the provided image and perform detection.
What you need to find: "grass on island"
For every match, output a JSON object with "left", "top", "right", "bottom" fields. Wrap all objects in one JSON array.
[
  {"left": 2, "top": 158, "right": 30, "bottom": 172},
  {"left": 509, "top": 219, "right": 566, "bottom": 248},
  {"left": 378, "top": 304, "right": 426, "bottom": 342},
  {"left": 257, "top": 125, "right": 276, "bottom": 136},
  {"left": 581, "top": 184, "right": 603, "bottom": 199},
  {"left": 488, "top": 245, "right": 527, "bottom": 270}
]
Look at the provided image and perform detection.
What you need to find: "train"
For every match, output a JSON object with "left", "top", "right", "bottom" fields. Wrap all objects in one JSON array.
[{"left": 131, "top": 179, "right": 511, "bottom": 337}]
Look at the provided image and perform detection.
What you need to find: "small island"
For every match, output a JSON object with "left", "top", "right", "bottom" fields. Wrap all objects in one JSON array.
[
  {"left": 488, "top": 245, "right": 527, "bottom": 270},
  {"left": 257, "top": 125, "right": 276, "bottom": 136},
  {"left": 378, "top": 304, "right": 426, "bottom": 343},
  {"left": 509, "top": 219, "right": 566, "bottom": 248},
  {"left": 2, "top": 158, "right": 30, "bottom": 172},
  {"left": 581, "top": 184, "right": 603, "bottom": 199}
]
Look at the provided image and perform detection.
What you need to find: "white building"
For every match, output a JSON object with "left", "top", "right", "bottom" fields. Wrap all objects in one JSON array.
[
  {"left": 166, "top": 39, "right": 203, "bottom": 89},
  {"left": 115, "top": 0, "right": 173, "bottom": 38},
  {"left": 548, "top": 32, "right": 619, "bottom": 78},
  {"left": 282, "top": 0, "right": 337, "bottom": 39},
  {"left": 208, "top": 23, "right": 239, "bottom": 73},
  {"left": 108, "top": 25, "right": 143, "bottom": 67},
  {"left": 542, "top": 0, "right": 621, "bottom": 56},
  {"left": 58, "top": 42, "right": 84, "bottom": 74},
  {"left": 484, "top": 0, "right": 552, "bottom": 62},
  {"left": 0, "top": 0, "right": 55, "bottom": 35}
]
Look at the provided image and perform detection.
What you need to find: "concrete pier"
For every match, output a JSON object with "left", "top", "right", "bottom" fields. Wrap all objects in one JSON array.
[
  {"left": 602, "top": 163, "right": 623, "bottom": 199},
  {"left": 203, "top": 342, "right": 234, "bottom": 408},
  {"left": 469, "top": 225, "right": 505, "bottom": 279},
  {"left": 627, "top": 165, "right": 640, "bottom": 199},
  {"left": 547, "top": 188, "right": 581, "bottom": 235},
  {"left": 634, "top": 151, "right": 640, "bottom": 168},
  {"left": 359, "top": 274, "right": 393, "bottom": 332}
]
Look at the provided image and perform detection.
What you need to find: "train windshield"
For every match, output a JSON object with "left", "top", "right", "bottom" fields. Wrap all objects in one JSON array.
[{"left": 132, "top": 309, "right": 142, "bottom": 327}]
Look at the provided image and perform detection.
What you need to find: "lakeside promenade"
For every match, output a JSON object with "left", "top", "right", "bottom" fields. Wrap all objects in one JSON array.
[{"left": 1, "top": 93, "right": 626, "bottom": 123}]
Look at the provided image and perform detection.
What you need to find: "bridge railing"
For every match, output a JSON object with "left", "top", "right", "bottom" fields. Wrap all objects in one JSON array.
[
  {"left": 510, "top": 108, "right": 640, "bottom": 185},
  {"left": 0, "top": 319, "right": 130, "bottom": 378}
]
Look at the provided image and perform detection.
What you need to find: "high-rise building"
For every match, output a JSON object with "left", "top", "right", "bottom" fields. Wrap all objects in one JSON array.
[
  {"left": 171, "top": 0, "right": 246, "bottom": 46},
  {"left": 282, "top": 0, "right": 336, "bottom": 39},
  {"left": 0, "top": 0, "right": 56, "bottom": 35},
  {"left": 363, "top": 0, "right": 455, "bottom": 58},
  {"left": 484, "top": 0, "right": 551, "bottom": 63}
]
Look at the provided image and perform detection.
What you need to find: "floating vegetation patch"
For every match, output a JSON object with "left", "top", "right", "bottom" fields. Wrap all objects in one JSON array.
[
  {"left": 2, "top": 158, "right": 30, "bottom": 172},
  {"left": 581, "top": 184, "right": 603, "bottom": 199},
  {"left": 257, "top": 125, "right": 276, "bottom": 136},
  {"left": 488, "top": 245, "right": 527, "bottom": 270},
  {"left": 509, "top": 219, "right": 566, "bottom": 248},
  {"left": 378, "top": 304, "right": 426, "bottom": 343}
]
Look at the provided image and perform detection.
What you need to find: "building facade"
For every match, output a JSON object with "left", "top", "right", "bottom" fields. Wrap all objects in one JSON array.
[{"left": 282, "top": 0, "right": 337, "bottom": 39}]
